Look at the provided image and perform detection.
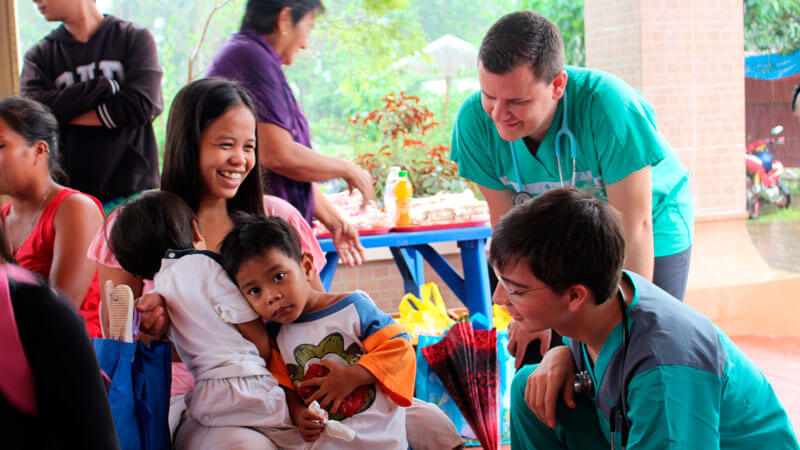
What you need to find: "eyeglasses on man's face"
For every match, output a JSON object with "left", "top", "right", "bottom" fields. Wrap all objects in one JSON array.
[{"left": 492, "top": 266, "right": 550, "bottom": 303}]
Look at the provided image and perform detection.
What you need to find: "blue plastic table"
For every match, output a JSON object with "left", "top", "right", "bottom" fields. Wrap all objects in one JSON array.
[{"left": 317, "top": 225, "right": 494, "bottom": 328}]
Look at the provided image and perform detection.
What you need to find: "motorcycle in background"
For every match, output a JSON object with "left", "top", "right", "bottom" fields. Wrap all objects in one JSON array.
[{"left": 745, "top": 125, "right": 791, "bottom": 219}]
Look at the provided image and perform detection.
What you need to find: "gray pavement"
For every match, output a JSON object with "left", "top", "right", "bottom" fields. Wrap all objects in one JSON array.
[{"left": 746, "top": 220, "right": 800, "bottom": 274}]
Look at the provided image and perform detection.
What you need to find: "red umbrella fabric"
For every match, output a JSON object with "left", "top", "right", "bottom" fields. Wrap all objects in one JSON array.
[{"left": 421, "top": 321, "right": 499, "bottom": 449}]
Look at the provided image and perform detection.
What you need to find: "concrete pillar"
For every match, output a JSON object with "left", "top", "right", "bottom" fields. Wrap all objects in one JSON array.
[
  {"left": 0, "top": 0, "right": 19, "bottom": 96},
  {"left": 584, "top": 0, "right": 799, "bottom": 336}
]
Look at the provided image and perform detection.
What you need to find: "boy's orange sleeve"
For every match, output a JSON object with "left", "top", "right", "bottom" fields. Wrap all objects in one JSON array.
[
  {"left": 358, "top": 323, "right": 416, "bottom": 407},
  {"left": 266, "top": 337, "right": 294, "bottom": 390}
]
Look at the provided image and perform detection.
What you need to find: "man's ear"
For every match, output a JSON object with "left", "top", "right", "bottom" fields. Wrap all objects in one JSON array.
[
  {"left": 277, "top": 6, "right": 293, "bottom": 34},
  {"left": 565, "top": 284, "right": 590, "bottom": 313},
  {"left": 551, "top": 70, "right": 568, "bottom": 101},
  {"left": 301, "top": 252, "right": 315, "bottom": 280}
]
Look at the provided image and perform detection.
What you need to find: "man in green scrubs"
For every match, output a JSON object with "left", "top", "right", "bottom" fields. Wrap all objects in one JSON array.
[
  {"left": 451, "top": 10, "right": 694, "bottom": 361},
  {"left": 489, "top": 187, "right": 798, "bottom": 449}
]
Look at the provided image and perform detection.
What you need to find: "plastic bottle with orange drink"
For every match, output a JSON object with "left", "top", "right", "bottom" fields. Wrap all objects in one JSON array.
[{"left": 394, "top": 170, "right": 413, "bottom": 226}]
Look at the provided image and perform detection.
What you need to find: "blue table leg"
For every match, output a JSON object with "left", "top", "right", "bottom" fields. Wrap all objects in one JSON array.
[
  {"left": 320, "top": 251, "right": 339, "bottom": 292},
  {"left": 413, "top": 244, "right": 465, "bottom": 301},
  {"left": 390, "top": 247, "right": 424, "bottom": 298},
  {"left": 458, "top": 239, "right": 493, "bottom": 329}
]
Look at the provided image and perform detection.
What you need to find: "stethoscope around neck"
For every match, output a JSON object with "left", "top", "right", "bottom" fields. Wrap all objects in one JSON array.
[
  {"left": 508, "top": 90, "right": 578, "bottom": 206},
  {"left": 573, "top": 287, "right": 632, "bottom": 449}
]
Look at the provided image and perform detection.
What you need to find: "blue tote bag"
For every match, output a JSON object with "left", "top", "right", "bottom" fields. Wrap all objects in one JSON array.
[{"left": 93, "top": 339, "right": 172, "bottom": 450}]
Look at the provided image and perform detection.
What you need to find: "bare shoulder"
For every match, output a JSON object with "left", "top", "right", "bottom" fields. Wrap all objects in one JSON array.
[{"left": 54, "top": 192, "right": 104, "bottom": 228}]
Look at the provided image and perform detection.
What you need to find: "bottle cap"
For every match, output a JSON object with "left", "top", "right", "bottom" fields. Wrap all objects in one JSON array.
[{"left": 398, "top": 170, "right": 408, "bottom": 177}]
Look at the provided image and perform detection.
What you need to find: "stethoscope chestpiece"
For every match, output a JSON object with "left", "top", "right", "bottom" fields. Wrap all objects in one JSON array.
[
  {"left": 573, "top": 370, "right": 593, "bottom": 395},
  {"left": 512, "top": 191, "right": 532, "bottom": 206}
]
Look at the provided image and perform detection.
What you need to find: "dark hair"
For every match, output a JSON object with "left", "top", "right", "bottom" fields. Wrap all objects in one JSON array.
[
  {"left": 0, "top": 220, "right": 12, "bottom": 263},
  {"left": 220, "top": 214, "right": 303, "bottom": 282},
  {"left": 108, "top": 191, "right": 196, "bottom": 280},
  {"left": 161, "top": 78, "right": 264, "bottom": 216},
  {"left": 489, "top": 188, "right": 625, "bottom": 304},
  {"left": 792, "top": 83, "right": 800, "bottom": 112},
  {"left": 241, "top": 0, "right": 325, "bottom": 34},
  {"left": 479, "top": 11, "right": 565, "bottom": 82},
  {"left": 0, "top": 96, "right": 67, "bottom": 183}
]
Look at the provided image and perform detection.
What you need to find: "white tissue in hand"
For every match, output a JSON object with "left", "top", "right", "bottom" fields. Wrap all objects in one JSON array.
[{"left": 308, "top": 401, "right": 355, "bottom": 442}]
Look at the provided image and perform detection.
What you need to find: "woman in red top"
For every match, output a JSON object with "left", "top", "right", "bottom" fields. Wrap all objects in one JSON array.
[{"left": 0, "top": 96, "right": 104, "bottom": 337}]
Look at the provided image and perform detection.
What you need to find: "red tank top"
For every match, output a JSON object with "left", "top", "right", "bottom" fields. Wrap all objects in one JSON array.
[{"left": 2, "top": 188, "right": 104, "bottom": 338}]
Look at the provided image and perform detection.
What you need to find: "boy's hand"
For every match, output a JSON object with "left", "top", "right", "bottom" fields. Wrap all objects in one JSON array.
[
  {"left": 292, "top": 406, "right": 326, "bottom": 442},
  {"left": 285, "top": 389, "right": 325, "bottom": 442},
  {"left": 299, "top": 360, "right": 376, "bottom": 415}
]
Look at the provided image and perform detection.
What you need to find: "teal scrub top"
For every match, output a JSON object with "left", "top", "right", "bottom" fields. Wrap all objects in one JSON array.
[
  {"left": 451, "top": 66, "right": 693, "bottom": 257},
  {"left": 568, "top": 272, "right": 798, "bottom": 449}
]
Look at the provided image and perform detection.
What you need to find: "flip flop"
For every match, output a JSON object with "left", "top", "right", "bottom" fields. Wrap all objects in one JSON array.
[{"left": 108, "top": 284, "right": 134, "bottom": 343}]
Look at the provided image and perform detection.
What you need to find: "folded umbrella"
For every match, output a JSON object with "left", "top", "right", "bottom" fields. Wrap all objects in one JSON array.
[{"left": 421, "top": 321, "right": 499, "bottom": 449}]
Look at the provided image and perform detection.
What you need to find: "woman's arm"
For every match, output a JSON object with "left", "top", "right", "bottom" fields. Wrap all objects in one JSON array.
[
  {"left": 50, "top": 194, "right": 105, "bottom": 309},
  {"left": 312, "top": 184, "right": 365, "bottom": 267},
  {"left": 257, "top": 123, "right": 375, "bottom": 202}
]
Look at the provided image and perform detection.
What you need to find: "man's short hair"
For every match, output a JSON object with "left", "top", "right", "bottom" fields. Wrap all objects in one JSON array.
[
  {"left": 478, "top": 11, "right": 565, "bottom": 82},
  {"left": 792, "top": 83, "right": 800, "bottom": 112},
  {"left": 489, "top": 188, "right": 626, "bottom": 304}
]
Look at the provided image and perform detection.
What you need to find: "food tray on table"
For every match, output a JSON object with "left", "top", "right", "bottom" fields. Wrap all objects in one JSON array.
[
  {"left": 316, "top": 227, "right": 393, "bottom": 239},
  {"left": 391, "top": 220, "right": 488, "bottom": 232}
]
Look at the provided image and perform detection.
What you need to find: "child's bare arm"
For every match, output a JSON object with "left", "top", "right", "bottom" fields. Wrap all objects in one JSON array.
[
  {"left": 284, "top": 387, "right": 325, "bottom": 442},
  {"left": 235, "top": 319, "right": 272, "bottom": 365}
]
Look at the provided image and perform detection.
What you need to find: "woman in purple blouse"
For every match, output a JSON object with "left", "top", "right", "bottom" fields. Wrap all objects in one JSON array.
[{"left": 208, "top": 0, "right": 371, "bottom": 267}]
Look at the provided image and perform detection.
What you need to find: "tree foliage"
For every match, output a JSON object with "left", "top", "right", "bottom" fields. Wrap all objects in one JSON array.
[{"left": 744, "top": 0, "right": 800, "bottom": 54}]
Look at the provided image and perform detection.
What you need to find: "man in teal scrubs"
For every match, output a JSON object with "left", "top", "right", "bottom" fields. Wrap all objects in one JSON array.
[
  {"left": 489, "top": 187, "right": 798, "bottom": 449},
  {"left": 451, "top": 10, "right": 694, "bottom": 361}
]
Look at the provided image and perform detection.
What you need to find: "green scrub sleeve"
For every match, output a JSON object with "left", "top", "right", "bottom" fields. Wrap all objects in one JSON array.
[
  {"left": 625, "top": 365, "right": 722, "bottom": 449},
  {"left": 590, "top": 92, "right": 668, "bottom": 186},
  {"left": 450, "top": 95, "right": 509, "bottom": 191}
]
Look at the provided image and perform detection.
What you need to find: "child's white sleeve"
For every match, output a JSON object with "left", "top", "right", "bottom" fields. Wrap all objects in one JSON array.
[{"left": 210, "top": 268, "right": 260, "bottom": 324}]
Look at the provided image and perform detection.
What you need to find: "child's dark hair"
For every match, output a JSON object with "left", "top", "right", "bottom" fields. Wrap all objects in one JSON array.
[
  {"left": 108, "top": 191, "right": 196, "bottom": 280},
  {"left": 489, "top": 187, "right": 626, "bottom": 304},
  {"left": 220, "top": 214, "right": 303, "bottom": 281}
]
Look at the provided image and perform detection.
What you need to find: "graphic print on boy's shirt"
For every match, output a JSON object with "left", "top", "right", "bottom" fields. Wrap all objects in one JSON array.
[{"left": 289, "top": 332, "right": 377, "bottom": 420}]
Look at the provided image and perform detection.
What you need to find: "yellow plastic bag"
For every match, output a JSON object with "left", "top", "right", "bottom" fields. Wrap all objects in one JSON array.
[
  {"left": 493, "top": 304, "right": 512, "bottom": 330},
  {"left": 396, "top": 282, "right": 455, "bottom": 345}
]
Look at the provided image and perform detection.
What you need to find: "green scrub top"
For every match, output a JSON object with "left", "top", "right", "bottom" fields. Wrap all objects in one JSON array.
[
  {"left": 569, "top": 273, "right": 799, "bottom": 449},
  {"left": 451, "top": 66, "right": 693, "bottom": 257}
]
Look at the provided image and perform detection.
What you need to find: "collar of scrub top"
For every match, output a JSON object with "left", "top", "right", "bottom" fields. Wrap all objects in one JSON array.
[{"left": 507, "top": 89, "right": 577, "bottom": 195}]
